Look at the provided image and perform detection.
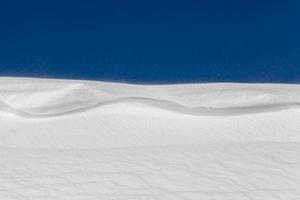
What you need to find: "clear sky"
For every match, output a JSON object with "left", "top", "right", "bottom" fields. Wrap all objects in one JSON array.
[{"left": 0, "top": 0, "right": 299, "bottom": 83}]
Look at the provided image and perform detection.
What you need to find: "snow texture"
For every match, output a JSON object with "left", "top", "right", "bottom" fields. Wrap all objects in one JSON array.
[{"left": 0, "top": 77, "right": 300, "bottom": 199}]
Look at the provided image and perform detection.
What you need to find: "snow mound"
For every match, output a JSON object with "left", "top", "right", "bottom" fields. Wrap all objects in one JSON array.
[
  {"left": 1, "top": 77, "right": 300, "bottom": 117},
  {"left": 1, "top": 77, "right": 300, "bottom": 199}
]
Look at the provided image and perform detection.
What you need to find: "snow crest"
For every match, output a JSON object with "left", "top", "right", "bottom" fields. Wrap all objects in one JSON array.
[{"left": 0, "top": 77, "right": 300, "bottom": 117}]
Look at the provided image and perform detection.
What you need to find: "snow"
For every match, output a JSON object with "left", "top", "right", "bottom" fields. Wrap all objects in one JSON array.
[{"left": 0, "top": 77, "right": 300, "bottom": 199}]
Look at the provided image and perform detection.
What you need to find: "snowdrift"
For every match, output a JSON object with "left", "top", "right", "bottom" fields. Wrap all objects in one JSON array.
[{"left": 0, "top": 77, "right": 300, "bottom": 199}]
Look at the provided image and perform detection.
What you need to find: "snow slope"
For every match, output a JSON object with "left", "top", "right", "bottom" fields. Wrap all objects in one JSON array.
[{"left": 0, "top": 77, "right": 300, "bottom": 199}]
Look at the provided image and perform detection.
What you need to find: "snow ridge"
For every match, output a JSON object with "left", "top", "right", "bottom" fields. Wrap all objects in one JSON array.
[{"left": 0, "top": 77, "right": 300, "bottom": 118}]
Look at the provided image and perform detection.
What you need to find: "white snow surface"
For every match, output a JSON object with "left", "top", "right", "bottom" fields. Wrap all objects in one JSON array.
[{"left": 1, "top": 77, "right": 300, "bottom": 199}]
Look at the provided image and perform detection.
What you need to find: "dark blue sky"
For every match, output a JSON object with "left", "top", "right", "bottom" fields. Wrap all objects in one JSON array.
[{"left": 0, "top": 0, "right": 299, "bottom": 83}]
